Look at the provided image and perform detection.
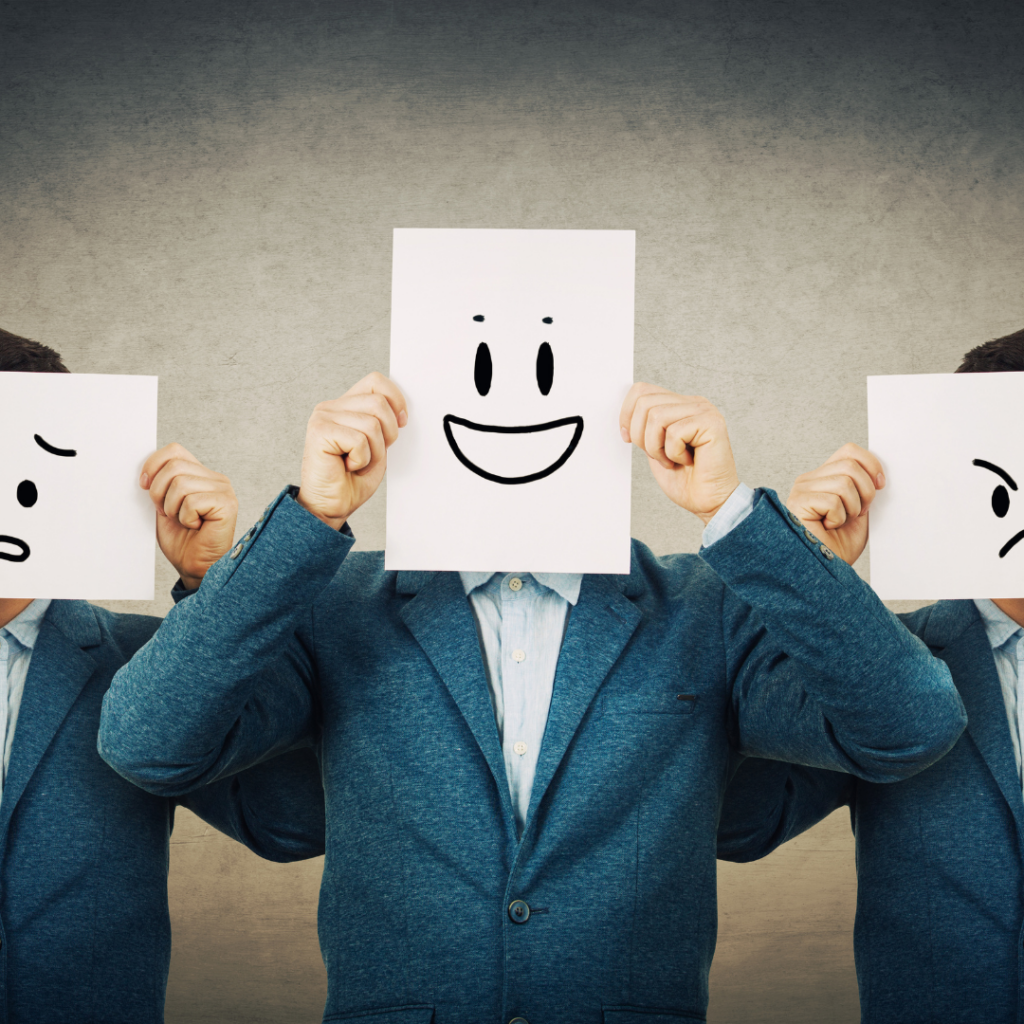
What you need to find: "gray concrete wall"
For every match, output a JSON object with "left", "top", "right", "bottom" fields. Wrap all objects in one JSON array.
[{"left": 2, "top": 1, "right": 1022, "bottom": 1020}]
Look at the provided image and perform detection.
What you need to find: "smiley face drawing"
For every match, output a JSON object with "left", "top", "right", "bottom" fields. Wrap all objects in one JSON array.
[
  {"left": 0, "top": 433, "right": 77, "bottom": 563},
  {"left": 972, "top": 458, "right": 1024, "bottom": 558},
  {"left": 442, "top": 314, "right": 585, "bottom": 485}
]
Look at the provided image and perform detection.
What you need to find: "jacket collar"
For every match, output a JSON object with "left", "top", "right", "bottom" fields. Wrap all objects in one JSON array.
[
  {"left": 0, "top": 600, "right": 100, "bottom": 838},
  {"left": 396, "top": 554, "right": 645, "bottom": 842},
  {"left": 921, "top": 599, "right": 1024, "bottom": 832}
]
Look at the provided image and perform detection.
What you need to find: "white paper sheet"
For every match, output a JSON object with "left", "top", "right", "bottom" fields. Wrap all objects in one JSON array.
[
  {"left": 386, "top": 229, "right": 635, "bottom": 573},
  {"left": 868, "top": 371, "right": 1024, "bottom": 599},
  {"left": 0, "top": 373, "right": 158, "bottom": 599}
]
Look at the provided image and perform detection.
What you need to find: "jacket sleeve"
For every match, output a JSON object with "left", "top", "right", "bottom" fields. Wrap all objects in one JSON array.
[
  {"left": 98, "top": 486, "right": 354, "bottom": 796},
  {"left": 716, "top": 755, "right": 853, "bottom": 862},
  {"left": 701, "top": 489, "right": 967, "bottom": 782},
  {"left": 179, "top": 746, "right": 326, "bottom": 862}
]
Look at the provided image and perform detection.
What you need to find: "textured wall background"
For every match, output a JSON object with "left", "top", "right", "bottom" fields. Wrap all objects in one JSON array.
[{"left": 2, "top": 0, "right": 1022, "bottom": 1020}]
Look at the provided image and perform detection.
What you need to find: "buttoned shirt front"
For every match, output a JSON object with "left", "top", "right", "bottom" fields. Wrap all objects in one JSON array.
[
  {"left": 0, "top": 598, "right": 52, "bottom": 804},
  {"left": 974, "top": 598, "right": 1024, "bottom": 793},
  {"left": 460, "top": 571, "right": 581, "bottom": 831},
  {"left": 458, "top": 482, "right": 757, "bottom": 831}
]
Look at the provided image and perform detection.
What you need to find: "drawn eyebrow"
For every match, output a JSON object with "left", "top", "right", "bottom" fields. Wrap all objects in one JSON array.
[
  {"left": 973, "top": 459, "right": 1017, "bottom": 490},
  {"left": 34, "top": 434, "right": 77, "bottom": 457}
]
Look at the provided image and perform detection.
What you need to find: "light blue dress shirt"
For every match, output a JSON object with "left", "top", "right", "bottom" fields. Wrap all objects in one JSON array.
[
  {"left": 459, "top": 482, "right": 756, "bottom": 830},
  {"left": 0, "top": 599, "right": 52, "bottom": 804},
  {"left": 974, "top": 598, "right": 1024, "bottom": 791}
]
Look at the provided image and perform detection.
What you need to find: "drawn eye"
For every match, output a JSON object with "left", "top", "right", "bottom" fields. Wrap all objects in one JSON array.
[
  {"left": 474, "top": 342, "right": 492, "bottom": 396},
  {"left": 536, "top": 342, "right": 554, "bottom": 396},
  {"left": 993, "top": 485, "right": 1010, "bottom": 518},
  {"left": 17, "top": 480, "right": 38, "bottom": 508}
]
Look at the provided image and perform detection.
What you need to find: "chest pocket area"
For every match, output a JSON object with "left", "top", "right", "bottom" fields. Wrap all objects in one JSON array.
[
  {"left": 598, "top": 688, "right": 699, "bottom": 716},
  {"left": 636, "top": 690, "right": 697, "bottom": 715}
]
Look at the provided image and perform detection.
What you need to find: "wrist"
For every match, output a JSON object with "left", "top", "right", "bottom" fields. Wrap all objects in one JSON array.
[
  {"left": 178, "top": 573, "right": 203, "bottom": 591},
  {"left": 296, "top": 490, "right": 348, "bottom": 531}
]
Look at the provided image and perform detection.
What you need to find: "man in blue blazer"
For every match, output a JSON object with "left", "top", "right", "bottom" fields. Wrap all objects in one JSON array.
[
  {"left": 99, "top": 370, "right": 967, "bottom": 1024},
  {"left": 718, "top": 329, "right": 1024, "bottom": 1023},
  {"left": 0, "top": 328, "right": 326, "bottom": 1024}
]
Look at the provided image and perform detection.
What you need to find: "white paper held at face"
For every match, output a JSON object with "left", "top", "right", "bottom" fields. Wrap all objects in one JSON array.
[
  {"left": 868, "top": 370, "right": 1024, "bottom": 599},
  {"left": 0, "top": 373, "right": 157, "bottom": 599},
  {"left": 386, "top": 229, "right": 635, "bottom": 574}
]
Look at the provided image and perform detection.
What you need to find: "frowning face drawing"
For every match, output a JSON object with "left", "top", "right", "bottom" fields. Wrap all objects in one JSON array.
[
  {"left": 385, "top": 228, "right": 635, "bottom": 573},
  {"left": 0, "top": 433, "right": 78, "bottom": 563},
  {"left": 0, "top": 372, "right": 157, "bottom": 599},
  {"left": 443, "top": 314, "right": 584, "bottom": 485},
  {"left": 973, "top": 458, "right": 1024, "bottom": 558}
]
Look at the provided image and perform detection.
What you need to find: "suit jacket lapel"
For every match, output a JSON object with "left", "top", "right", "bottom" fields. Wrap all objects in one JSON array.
[
  {"left": 0, "top": 600, "right": 99, "bottom": 837},
  {"left": 397, "top": 571, "right": 517, "bottom": 835},
  {"left": 925, "top": 600, "right": 1024, "bottom": 831},
  {"left": 523, "top": 570, "right": 642, "bottom": 834}
]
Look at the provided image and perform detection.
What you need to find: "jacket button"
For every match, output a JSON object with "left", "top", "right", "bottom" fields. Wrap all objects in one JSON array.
[
  {"left": 230, "top": 543, "right": 243, "bottom": 559},
  {"left": 509, "top": 1018, "right": 530, "bottom": 1024},
  {"left": 819, "top": 544, "right": 835, "bottom": 561},
  {"left": 804, "top": 529, "right": 817, "bottom": 544},
  {"left": 508, "top": 899, "right": 531, "bottom": 923}
]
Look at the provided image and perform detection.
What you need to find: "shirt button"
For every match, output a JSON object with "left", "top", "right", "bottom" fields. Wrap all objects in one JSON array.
[
  {"left": 819, "top": 544, "right": 835, "bottom": 561},
  {"left": 508, "top": 900, "right": 531, "bottom": 923},
  {"left": 230, "top": 544, "right": 243, "bottom": 559},
  {"left": 511, "top": 649, "right": 526, "bottom": 663},
  {"left": 513, "top": 741, "right": 528, "bottom": 756},
  {"left": 804, "top": 530, "right": 817, "bottom": 544},
  {"left": 509, "top": 1019, "right": 530, "bottom": 1024},
  {"left": 508, "top": 577, "right": 523, "bottom": 591}
]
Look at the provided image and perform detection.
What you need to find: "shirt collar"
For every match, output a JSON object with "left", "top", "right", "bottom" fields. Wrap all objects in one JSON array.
[
  {"left": 459, "top": 572, "right": 583, "bottom": 606},
  {"left": 974, "top": 598, "right": 1024, "bottom": 651},
  {"left": 1, "top": 599, "right": 52, "bottom": 651}
]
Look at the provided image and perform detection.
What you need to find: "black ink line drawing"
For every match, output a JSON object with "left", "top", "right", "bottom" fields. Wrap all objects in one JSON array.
[
  {"left": 2, "top": 437, "right": 78, "bottom": 563},
  {"left": 474, "top": 343, "right": 492, "bottom": 396},
  {"left": 536, "top": 342, "right": 554, "bottom": 396},
  {"left": 443, "top": 415, "right": 584, "bottom": 485},
  {"left": 17, "top": 481, "right": 37, "bottom": 508},
  {"left": 0, "top": 536, "right": 30, "bottom": 563},
  {"left": 35, "top": 434, "right": 77, "bottom": 457},
  {"left": 999, "top": 531, "right": 1024, "bottom": 559},
  {"left": 973, "top": 459, "right": 1022, "bottom": 557}
]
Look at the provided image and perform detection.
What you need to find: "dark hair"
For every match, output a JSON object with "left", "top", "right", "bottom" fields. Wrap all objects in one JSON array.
[
  {"left": 956, "top": 327, "right": 1024, "bottom": 374},
  {"left": 0, "top": 327, "right": 70, "bottom": 373}
]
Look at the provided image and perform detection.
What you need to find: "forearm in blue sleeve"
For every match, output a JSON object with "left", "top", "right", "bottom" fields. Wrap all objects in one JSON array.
[
  {"left": 717, "top": 756, "right": 852, "bottom": 862},
  {"left": 98, "top": 487, "right": 354, "bottom": 795},
  {"left": 702, "top": 489, "right": 966, "bottom": 781},
  {"left": 181, "top": 746, "right": 326, "bottom": 862}
]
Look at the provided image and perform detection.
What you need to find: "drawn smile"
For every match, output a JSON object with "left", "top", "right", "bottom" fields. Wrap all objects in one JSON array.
[
  {"left": 443, "top": 414, "right": 584, "bottom": 484},
  {"left": 0, "top": 536, "right": 30, "bottom": 563}
]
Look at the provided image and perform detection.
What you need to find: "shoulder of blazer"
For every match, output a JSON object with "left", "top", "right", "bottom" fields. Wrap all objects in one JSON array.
[
  {"left": 900, "top": 599, "right": 980, "bottom": 652},
  {"left": 46, "top": 600, "right": 161, "bottom": 663}
]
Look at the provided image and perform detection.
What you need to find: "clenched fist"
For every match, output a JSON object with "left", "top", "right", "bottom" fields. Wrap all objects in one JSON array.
[
  {"left": 297, "top": 372, "right": 408, "bottom": 529},
  {"left": 787, "top": 443, "right": 886, "bottom": 565},
  {"left": 140, "top": 444, "right": 239, "bottom": 589},
  {"left": 619, "top": 384, "right": 740, "bottom": 525}
]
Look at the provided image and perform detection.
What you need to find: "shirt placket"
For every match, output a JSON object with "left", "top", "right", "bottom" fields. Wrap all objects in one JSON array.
[{"left": 502, "top": 577, "right": 535, "bottom": 829}]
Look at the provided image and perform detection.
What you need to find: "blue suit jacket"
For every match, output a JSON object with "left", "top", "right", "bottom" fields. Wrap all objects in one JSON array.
[
  {"left": 718, "top": 599, "right": 1024, "bottom": 1024},
  {"left": 0, "top": 599, "right": 326, "bottom": 1024},
  {"left": 98, "top": 488, "right": 966, "bottom": 1024}
]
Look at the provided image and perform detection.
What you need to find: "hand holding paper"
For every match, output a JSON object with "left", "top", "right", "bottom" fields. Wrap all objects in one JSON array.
[
  {"left": 141, "top": 444, "right": 239, "bottom": 589},
  {"left": 620, "top": 384, "right": 739, "bottom": 525},
  {"left": 297, "top": 372, "right": 408, "bottom": 530},
  {"left": 786, "top": 443, "right": 885, "bottom": 565}
]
